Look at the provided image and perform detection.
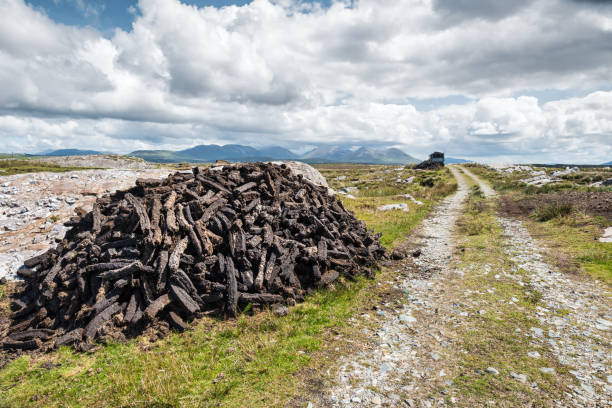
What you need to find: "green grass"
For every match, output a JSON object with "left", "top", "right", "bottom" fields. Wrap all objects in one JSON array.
[
  {"left": 533, "top": 203, "right": 573, "bottom": 222},
  {"left": 457, "top": 184, "right": 492, "bottom": 236},
  {"left": 346, "top": 196, "right": 432, "bottom": 247},
  {"left": 527, "top": 215, "right": 612, "bottom": 285},
  {"left": 0, "top": 265, "right": 414, "bottom": 408},
  {"left": 0, "top": 159, "right": 94, "bottom": 176},
  {"left": 0, "top": 281, "right": 372, "bottom": 408}
]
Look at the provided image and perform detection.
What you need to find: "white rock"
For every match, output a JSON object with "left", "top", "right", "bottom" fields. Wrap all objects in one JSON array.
[
  {"left": 540, "top": 367, "right": 555, "bottom": 375},
  {"left": 599, "top": 227, "right": 612, "bottom": 243},
  {"left": 401, "top": 193, "right": 423, "bottom": 206},
  {"left": 551, "top": 166, "right": 579, "bottom": 177},
  {"left": 398, "top": 314, "right": 417, "bottom": 324},
  {"left": 271, "top": 161, "right": 329, "bottom": 188},
  {"left": 486, "top": 367, "right": 499, "bottom": 375},
  {"left": 378, "top": 203, "right": 409, "bottom": 212},
  {"left": 510, "top": 372, "right": 527, "bottom": 383},
  {"left": 530, "top": 327, "right": 543, "bottom": 337}
]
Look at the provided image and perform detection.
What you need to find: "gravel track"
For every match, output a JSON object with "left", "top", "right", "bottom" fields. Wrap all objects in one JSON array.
[{"left": 323, "top": 167, "right": 471, "bottom": 407}]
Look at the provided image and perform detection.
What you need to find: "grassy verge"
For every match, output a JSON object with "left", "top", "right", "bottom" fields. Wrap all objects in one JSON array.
[
  {"left": 0, "top": 159, "right": 95, "bottom": 176},
  {"left": 449, "top": 189, "right": 572, "bottom": 405},
  {"left": 524, "top": 214, "right": 611, "bottom": 285},
  {"left": 0, "top": 164, "right": 457, "bottom": 408},
  {"left": 319, "top": 165, "right": 457, "bottom": 248},
  {"left": 0, "top": 280, "right": 373, "bottom": 408}
]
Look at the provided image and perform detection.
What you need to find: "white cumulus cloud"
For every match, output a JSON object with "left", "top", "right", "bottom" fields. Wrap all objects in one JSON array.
[{"left": 0, "top": 0, "right": 610, "bottom": 163}]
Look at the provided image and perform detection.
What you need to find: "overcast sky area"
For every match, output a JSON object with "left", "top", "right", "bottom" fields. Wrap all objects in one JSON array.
[{"left": 1, "top": 0, "right": 611, "bottom": 163}]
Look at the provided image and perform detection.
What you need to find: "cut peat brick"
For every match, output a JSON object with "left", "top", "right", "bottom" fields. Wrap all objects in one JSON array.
[{"left": 6, "top": 162, "right": 386, "bottom": 352}]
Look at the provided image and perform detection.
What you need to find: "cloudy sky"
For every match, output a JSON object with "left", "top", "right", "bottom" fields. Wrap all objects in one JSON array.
[{"left": 1, "top": 0, "right": 611, "bottom": 162}]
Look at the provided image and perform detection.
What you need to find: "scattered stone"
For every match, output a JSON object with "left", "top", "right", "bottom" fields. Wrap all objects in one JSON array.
[
  {"left": 486, "top": 367, "right": 499, "bottom": 375},
  {"left": 398, "top": 314, "right": 417, "bottom": 324},
  {"left": 401, "top": 193, "right": 423, "bottom": 206},
  {"left": 272, "top": 304, "right": 289, "bottom": 317},
  {"left": 540, "top": 367, "right": 555, "bottom": 375},
  {"left": 581, "top": 383, "right": 595, "bottom": 396},
  {"left": 510, "top": 372, "right": 527, "bottom": 383},
  {"left": 377, "top": 203, "right": 409, "bottom": 212},
  {"left": 551, "top": 166, "right": 579, "bottom": 177},
  {"left": 530, "top": 327, "right": 543, "bottom": 337},
  {"left": 595, "top": 318, "right": 611, "bottom": 330},
  {"left": 599, "top": 227, "right": 612, "bottom": 243},
  {"left": 528, "top": 351, "right": 541, "bottom": 358}
]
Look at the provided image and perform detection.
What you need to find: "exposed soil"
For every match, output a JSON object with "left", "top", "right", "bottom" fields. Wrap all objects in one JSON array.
[{"left": 499, "top": 192, "right": 612, "bottom": 220}]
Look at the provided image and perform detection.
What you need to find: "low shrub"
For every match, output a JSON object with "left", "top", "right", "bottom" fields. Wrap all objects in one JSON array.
[
  {"left": 534, "top": 203, "right": 573, "bottom": 221},
  {"left": 470, "top": 185, "right": 484, "bottom": 198}
]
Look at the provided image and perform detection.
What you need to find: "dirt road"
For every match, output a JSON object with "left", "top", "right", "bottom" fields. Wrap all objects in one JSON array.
[{"left": 320, "top": 166, "right": 611, "bottom": 407}]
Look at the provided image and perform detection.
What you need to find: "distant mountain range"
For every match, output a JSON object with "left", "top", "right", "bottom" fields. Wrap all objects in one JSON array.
[
  {"left": 129, "top": 144, "right": 297, "bottom": 163},
  {"left": 129, "top": 144, "right": 421, "bottom": 164},
  {"left": 34, "top": 144, "right": 474, "bottom": 165},
  {"left": 602, "top": 161, "right": 612, "bottom": 165},
  {"left": 300, "top": 146, "right": 419, "bottom": 164}
]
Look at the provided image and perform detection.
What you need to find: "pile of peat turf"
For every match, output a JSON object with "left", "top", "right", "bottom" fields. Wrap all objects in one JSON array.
[{"left": 3, "top": 163, "right": 385, "bottom": 352}]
